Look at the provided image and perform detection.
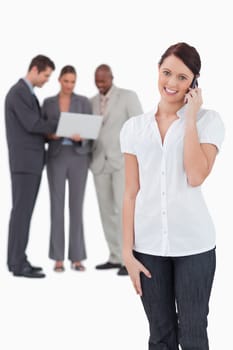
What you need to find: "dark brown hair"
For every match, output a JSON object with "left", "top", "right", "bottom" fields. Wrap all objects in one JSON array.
[
  {"left": 59, "top": 65, "right": 76, "bottom": 78},
  {"left": 158, "top": 42, "right": 201, "bottom": 76},
  {"left": 28, "top": 55, "right": 55, "bottom": 73}
]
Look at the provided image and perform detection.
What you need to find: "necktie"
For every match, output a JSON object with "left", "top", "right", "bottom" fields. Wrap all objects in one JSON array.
[
  {"left": 33, "top": 94, "right": 41, "bottom": 111},
  {"left": 100, "top": 95, "right": 108, "bottom": 116}
]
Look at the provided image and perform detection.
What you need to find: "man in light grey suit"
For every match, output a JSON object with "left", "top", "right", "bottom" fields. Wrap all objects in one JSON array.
[
  {"left": 90, "top": 64, "right": 143, "bottom": 276},
  {"left": 5, "top": 55, "right": 57, "bottom": 278}
]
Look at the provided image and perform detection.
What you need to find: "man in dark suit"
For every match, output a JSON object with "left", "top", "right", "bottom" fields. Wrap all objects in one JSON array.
[{"left": 5, "top": 55, "right": 57, "bottom": 278}]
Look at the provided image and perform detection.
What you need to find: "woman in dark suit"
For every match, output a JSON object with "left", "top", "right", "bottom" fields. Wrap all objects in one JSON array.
[{"left": 42, "top": 65, "right": 92, "bottom": 272}]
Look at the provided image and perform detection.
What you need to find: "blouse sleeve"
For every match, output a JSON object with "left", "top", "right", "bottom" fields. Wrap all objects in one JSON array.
[
  {"left": 198, "top": 110, "right": 225, "bottom": 151},
  {"left": 120, "top": 117, "right": 136, "bottom": 155}
]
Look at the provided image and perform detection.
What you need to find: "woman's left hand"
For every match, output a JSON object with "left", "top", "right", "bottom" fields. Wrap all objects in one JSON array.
[{"left": 70, "top": 134, "right": 83, "bottom": 142}]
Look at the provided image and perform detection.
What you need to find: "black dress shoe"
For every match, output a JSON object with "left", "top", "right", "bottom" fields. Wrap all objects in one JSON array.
[
  {"left": 27, "top": 263, "right": 43, "bottom": 272},
  {"left": 9, "top": 263, "right": 43, "bottom": 272},
  {"left": 95, "top": 262, "right": 122, "bottom": 270},
  {"left": 13, "top": 266, "right": 46, "bottom": 278},
  {"left": 117, "top": 265, "right": 128, "bottom": 276}
]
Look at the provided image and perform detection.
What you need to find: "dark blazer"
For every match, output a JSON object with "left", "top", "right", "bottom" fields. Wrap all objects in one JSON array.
[
  {"left": 42, "top": 93, "right": 93, "bottom": 157},
  {"left": 5, "top": 79, "right": 58, "bottom": 175}
]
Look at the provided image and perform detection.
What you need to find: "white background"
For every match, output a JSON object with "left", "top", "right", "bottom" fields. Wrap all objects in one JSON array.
[{"left": 0, "top": 1, "right": 232, "bottom": 349}]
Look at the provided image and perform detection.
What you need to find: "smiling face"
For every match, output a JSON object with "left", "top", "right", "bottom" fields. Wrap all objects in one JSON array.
[
  {"left": 59, "top": 72, "right": 76, "bottom": 95},
  {"left": 158, "top": 55, "right": 194, "bottom": 104},
  {"left": 95, "top": 69, "right": 113, "bottom": 95}
]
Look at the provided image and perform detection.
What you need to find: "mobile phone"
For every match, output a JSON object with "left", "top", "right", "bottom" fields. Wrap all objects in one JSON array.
[{"left": 190, "top": 77, "right": 198, "bottom": 89}]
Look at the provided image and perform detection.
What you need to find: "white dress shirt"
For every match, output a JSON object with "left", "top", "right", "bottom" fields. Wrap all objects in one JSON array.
[{"left": 120, "top": 105, "right": 225, "bottom": 257}]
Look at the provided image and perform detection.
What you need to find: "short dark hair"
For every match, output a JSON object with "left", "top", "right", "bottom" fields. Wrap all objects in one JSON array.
[
  {"left": 95, "top": 64, "right": 113, "bottom": 77},
  {"left": 59, "top": 65, "right": 76, "bottom": 78},
  {"left": 158, "top": 42, "right": 201, "bottom": 76},
  {"left": 28, "top": 55, "right": 55, "bottom": 73}
]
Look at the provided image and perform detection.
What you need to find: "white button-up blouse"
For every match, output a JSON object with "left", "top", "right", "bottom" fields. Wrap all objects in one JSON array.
[{"left": 120, "top": 105, "right": 225, "bottom": 257}]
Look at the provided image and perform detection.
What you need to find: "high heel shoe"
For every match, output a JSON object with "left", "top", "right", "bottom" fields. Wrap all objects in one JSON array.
[
  {"left": 54, "top": 262, "right": 65, "bottom": 272},
  {"left": 71, "top": 262, "right": 85, "bottom": 271}
]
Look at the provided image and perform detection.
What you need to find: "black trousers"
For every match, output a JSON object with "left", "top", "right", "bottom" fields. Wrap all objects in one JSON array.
[
  {"left": 134, "top": 248, "right": 216, "bottom": 350},
  {"left": 7, "top": 173, "right": 41, "bottom": 272}
]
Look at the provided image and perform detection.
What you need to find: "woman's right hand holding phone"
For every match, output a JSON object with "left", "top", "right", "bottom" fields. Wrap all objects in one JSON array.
[{"left": 185, "top": 87, "right": 203, "bottom": 121}]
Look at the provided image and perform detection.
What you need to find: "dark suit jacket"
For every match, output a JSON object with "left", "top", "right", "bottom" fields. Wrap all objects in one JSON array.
[
  {"left": 5, "top": 79, "right": 58, "bottom": 174},
  {"left": 42, "top": 93, "right": 93, "bottom": 157}
]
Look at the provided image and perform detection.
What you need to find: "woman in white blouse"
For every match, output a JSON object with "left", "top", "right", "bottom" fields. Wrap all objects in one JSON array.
[{"left": 120, "top": 42, "right": 224, "bottom": 349}]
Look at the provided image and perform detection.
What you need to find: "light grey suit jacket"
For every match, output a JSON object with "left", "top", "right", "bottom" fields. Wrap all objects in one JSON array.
[
  {"left": 42, "top": 93, "right": 92, "bottom": 158},
  {"left": 90, "top": 85, "right": 142, "bottom": 174}
]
